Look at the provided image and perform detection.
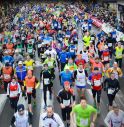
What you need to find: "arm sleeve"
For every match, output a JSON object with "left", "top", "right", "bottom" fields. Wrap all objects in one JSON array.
[
  {"left": 57, "top": 91, "right": 62, "bottom": 104},
  {"left": 18, "top": 83, "right": 21, "bottom": 94},
  {"left": 56, "top": 114, "right": 65, "bottom": 127}
]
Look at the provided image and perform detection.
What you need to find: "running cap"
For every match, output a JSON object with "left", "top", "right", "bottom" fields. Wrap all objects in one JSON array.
[
  {"left": 17, "top": 104, "right": 24, "bottom": 112},
  {"left": 64, "top": 81, "right": 70, "bottom": 86},
  {"left": 18, "top": 61, "right": 23, "bottom": 65}
]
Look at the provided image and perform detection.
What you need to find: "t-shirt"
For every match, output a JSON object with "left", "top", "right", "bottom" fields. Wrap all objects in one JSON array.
[
  {"left": 72, "top": 104, "right": 97, "bottom": 127},
  {"left": 104, "top": 110, "right": 124, "bottom": 127}
]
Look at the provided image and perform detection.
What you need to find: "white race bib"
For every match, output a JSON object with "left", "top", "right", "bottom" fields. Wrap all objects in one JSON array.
[
  {"left": 48, "top": 62, "right": 53, "bottom": 67},
  {"left": 104, "top": 56, "right": 109, "bottom": 61},
  {"left": 10, "top": 91, "right": 18, "bottom": 97},
  {"left": 4, "top": 74, "right": 11, "bottom": 79},
  {"left": 94, "top": 80, "right": 101, "bottom": 86},
  {"left": 44, "top": 78, "right": 50, "bottom": 85},
  {"left": 27, "top": 66, "right": 33, "bottom": 70},
  {"left": 38, "top": 44, "right": 42, "bottom": 48},
  {"left": 80, "top": 118, "right": 88, "bottom": 126},
  {"left": 70, "top": 48, "right": 74, "bottom": 52},
  {"left": 63, "top": 99, "right": 70, "bottom": 106},
  {"left": 108, "top": 89, "right": 114, "bottom": 94},
  {"left": 108, "top": 43, "right": 112, "bottom": 47},
  {"left": 28, "top": 49, "right": 32, "bottom": 53},
  {"left": 27, "top": 87, "right": 32, "bottom": 93}
]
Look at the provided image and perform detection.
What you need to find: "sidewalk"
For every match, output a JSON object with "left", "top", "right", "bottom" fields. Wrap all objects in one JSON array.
[{"left": 0, "top": 94, "right": 7, "bottom": 115}]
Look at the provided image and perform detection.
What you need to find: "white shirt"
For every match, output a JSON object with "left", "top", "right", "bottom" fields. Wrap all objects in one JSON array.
[
  {"left": 104, "top": 110, "right": 124, "bottom": 127},
  {"left": 44, "top": 49, "right": 57, "bottom": 58},
  {"left": 40, "top": 112, "right": 64, "bottom": 127}
]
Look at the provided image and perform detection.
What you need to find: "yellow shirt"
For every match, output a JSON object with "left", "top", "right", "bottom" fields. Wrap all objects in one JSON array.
[{"left": 24, "top": 59, "right": 34, "bottom": 70}]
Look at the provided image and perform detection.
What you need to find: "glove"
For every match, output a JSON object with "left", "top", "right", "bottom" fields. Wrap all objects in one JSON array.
[{"left": 7, "top": 95, "right": 9, "bottom": 98}]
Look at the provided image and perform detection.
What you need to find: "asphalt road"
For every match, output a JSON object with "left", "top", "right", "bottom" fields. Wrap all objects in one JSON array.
[{"left": 0, "top": 26, "right": 124, "bottom": 127}]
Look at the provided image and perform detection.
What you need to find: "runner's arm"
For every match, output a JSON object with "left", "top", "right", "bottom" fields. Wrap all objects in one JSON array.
[
  {"left": 55, "top": 114, "right": 65, "bottom": 127},
  {"left": 104, "top": 112, "right": 111, "bottom": 127},
  {"left": 28, "top": 112, "right": 33, "bottom": 126}
]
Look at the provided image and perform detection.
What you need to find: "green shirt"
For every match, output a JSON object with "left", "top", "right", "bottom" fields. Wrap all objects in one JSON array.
[{"left": 72, "top": 104, "right": 97, "bottom": 127}]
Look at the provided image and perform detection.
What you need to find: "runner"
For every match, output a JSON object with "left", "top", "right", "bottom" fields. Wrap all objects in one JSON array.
[
  {"left": 7, "top": 76, "right": 21, "bottom": 112},
  {"left": 1, "top": 62, "right": 14, "bottom": 92},
  {"left": 40, "top": 105, "right": 64, "bottom": 127},
  {"left": 104, "top": 104, "right": 124, "bottom": 127},
  {"left": 57, "top": 81, "right": 75, "bottom": 127},
  {"left": 70, "top": 96, "right": 97, "bottom": 127},
  {"left": 40, "top": 63, "right": 53, "bottom": 108},
  {"left": 89, "top": 67, "right": 103, "bottom": 113},
  {"left": 10, "top": 104, "right": 33, "bottom": 127},
  {"left": 74, "top": 62, "right": 88, "bottom": 97},
  {"left": 24, "top": 70, "right": 39, "bottom": 114},
  {"left": 104, "top": 73, "right": 120, "bottom": 111}
]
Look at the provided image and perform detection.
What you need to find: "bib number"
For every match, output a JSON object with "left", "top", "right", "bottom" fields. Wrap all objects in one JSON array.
[
  {"left": 108, "top": 43, "right": 112, "bottom": 47},
  {"left": 27, "top": 87, "right": 32, "bottom": 93},
  {"left": 63, "top": 99, "right": 70, "bottom": 106},
  {"left": 4, "top": 74, "right": 10, "bottom": 79},
  {"left": 80, "top": 118, "right": 88, "bottom": 126},
  {"left": 94, "top": 80, "right": 101, "bottom": 86},
  {"left": 108, "top": 89, "right": 115, "bottom": 94},
  {"left": 28, "top": 49, "right": 32, "bottom": 53},
  {"left": 44, "top": 78, "right": 50, "bottom": 85},
  {"left": 104, "top": 56, "right": 109, "bottom": 61}
]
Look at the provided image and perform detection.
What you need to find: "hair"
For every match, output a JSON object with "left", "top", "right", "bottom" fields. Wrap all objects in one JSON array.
[
  {"left": 47, "top": 105, "right": 53, "bottom": 110},
  {"left": 80, "top": 96, "right": 87, "bottom": 101}
]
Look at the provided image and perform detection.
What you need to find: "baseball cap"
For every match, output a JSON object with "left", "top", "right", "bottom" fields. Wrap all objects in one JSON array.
[
  {"left": 64, "top": 81, "right": 70, "bottom": 86},
  {"left": 18, "top": 61, "right": 23, "bottom": 65},
  {"left": 17, "top": 104, "right": 24, "bottom": 112}
]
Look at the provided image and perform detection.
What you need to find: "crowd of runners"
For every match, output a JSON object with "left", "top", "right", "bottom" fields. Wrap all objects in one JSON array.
[{"left": 0, "top": 1, "right": 124, "bottom": 127}]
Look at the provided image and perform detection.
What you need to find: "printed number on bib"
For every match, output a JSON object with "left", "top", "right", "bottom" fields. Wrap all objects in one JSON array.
[
  {"left": 38, "top": 44, "right": 42, "bottom": 48},
  {"left": 4, "top": 74, "right": 10, "bottom": 79},
  {"left": 108, "top": 89, "right": 114, "bottom": 94},
  {"left": 27, "top": 87, "right": 32, "bottom": 93},
  {"left": 63, "top": 99, "right": 70, "bottom": 106},
  {"left": 48, "top": 62, "right": 53, "bottom": 67},
  {"left": 70, "top": 48, "right": 74, "bottom": 52},
  {"left": 44, "top": 78, "right": 50, "bottom": 85},
  {"left": 108, "top": 43, "right": 112, "bottom": 47},
  {"left": 28, "top": 49, "right": 32, "bottom": 53},
  {"left": 80, "top": 118, "right": 88, "bottom": 126},
  {"left": 11, "top": 91, "right": 18, "bottom": 97},
  {"left": 104, "top": 56, "right": 109, "bottom": 61},
  {"left": 94, "top": 80, "right": 101, "bottom": 86}
]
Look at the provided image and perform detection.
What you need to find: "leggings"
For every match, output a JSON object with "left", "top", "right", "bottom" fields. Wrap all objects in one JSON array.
[
  {"left": 107, "top": 94, "right": 116, "bottom": 106},
  {"left": 92, "top": 89, "right": 102, "bottom": 103}
]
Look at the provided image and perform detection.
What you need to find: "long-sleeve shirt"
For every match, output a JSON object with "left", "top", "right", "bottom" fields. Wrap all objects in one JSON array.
[{"left": 40, "top": 112, "right": 64, "bottom": 127}]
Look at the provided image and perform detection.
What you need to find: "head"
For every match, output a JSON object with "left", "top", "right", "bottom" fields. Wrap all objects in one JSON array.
[
  {"left": 17, "top": 104, "right": 25, "bottom": 115},
  {"left": 80, "top": 96, "right": 87, "bottom": 108},
  {"left": 113, "top": 104, "right": 120, "bottom": 115},
  {"left": 47, "top": 54, "right": 51, "bottom": 59},
  {"left": 11, "top": 76, "right": 16, "bottom": 83},
  {"left": 64, "top": 81, "right": 70, "bottom": 91},
  {"left": 94, "top": 67, "right": 99, "bottom": 74},
  {"left": 77, "top": 54, "right": 82, "bottom": 60},
  {"left": 18, "top": 61, "right": 23, "bottom": 67},
  {"left": 113, "top": 62, "right": 118, "bottom": 69},
  {"left": 27, "top": 55, "right": 31, "bottom": 61},
  {"left": 110, "top": 73, "right": 115, "bottom": 80},
  {"left": 44, "top": 64, "right": 48, "bottom": 70},
  {"left": 68, "top": 58, "right": 73, "bottom": 64},
  {"left": 118, "top": 42, "right": 121, "bottom": 48},
  {"left": 65, "top": 66, "right": 70, "bottom": 72},
  {"left": 78, "top": 63, "right": 83, "bottom": 70},
  {"left": 27, "top": 70, "right": 33, "bottom": 78},
  {"left": 5, "top": 62, "right": 10, "bottom": 69},
  {"left": 95, "top": 57, "right": 100, "bottom": 63},
  {"left": 46, "top": 105, "right": 54, "bottom": 117}
]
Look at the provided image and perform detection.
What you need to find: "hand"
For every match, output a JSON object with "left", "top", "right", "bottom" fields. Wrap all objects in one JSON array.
[
  {"left": 60, "top": 103, "right": 65, "bottom": 109},
  {"left": 90, "top": 122, "right": 95, "bottom": 127},
  {"left": 7, "top": 95, "right": 9, "bottom": 98}
]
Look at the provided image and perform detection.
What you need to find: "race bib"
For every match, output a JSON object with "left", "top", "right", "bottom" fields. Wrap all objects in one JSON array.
[
  {"left": 108, "top": 43, "right": 112, "bottom": 47},
  {"left": 27, "top": 87, "right": 32, "bottom": 93},
  {"left": 117, "top": 52, "right": 122, "bottom": 57},
  {"left": 38, "top": 44, "right": 42, "bottom": 48},
  {"left": 94, "top": 80, "right": 101, "bottom": 86},
  {"left": 27, "top": 66, "right": 33, "bottom": 70},
  {"left": 48, "top": 62, "right": 53, "bottom": 67},
  {"left": 18, "top": 48, "right": 22, "bottom": 52},
  {"left": 104, "top": 56, "right": 109, "bottom": 61},
  {"left": 59, "top": 38, "right": 63, "bottom": 41},
  {"left": 91, "top": 37, "right": 94, "bottom": 41},
  {"left": 44, "top": 78, "right": 50, "bottom": 85},
  {"left": 63, "top": 99, "right": 70, "bottom": 106},
  {"left": 108, "top": 89, "right": 114, "bottom": 94},
  {"left": 4, "top": 74, "right": 11, "bottom": 79},
  {"left": 11, "top": 91, "right": 18, "bottom": 97},
  {"left": 28, "top": 49, "right": 32, "bottom": 53},
  {"left": 80, "top": 118, "right": 88, "bottom": 126},
  {"left": 7, "top": 49, "right": 12, "bottom": 53},
  {"left": 70, "top": 48, "right": 74, "bottom": 52}
]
